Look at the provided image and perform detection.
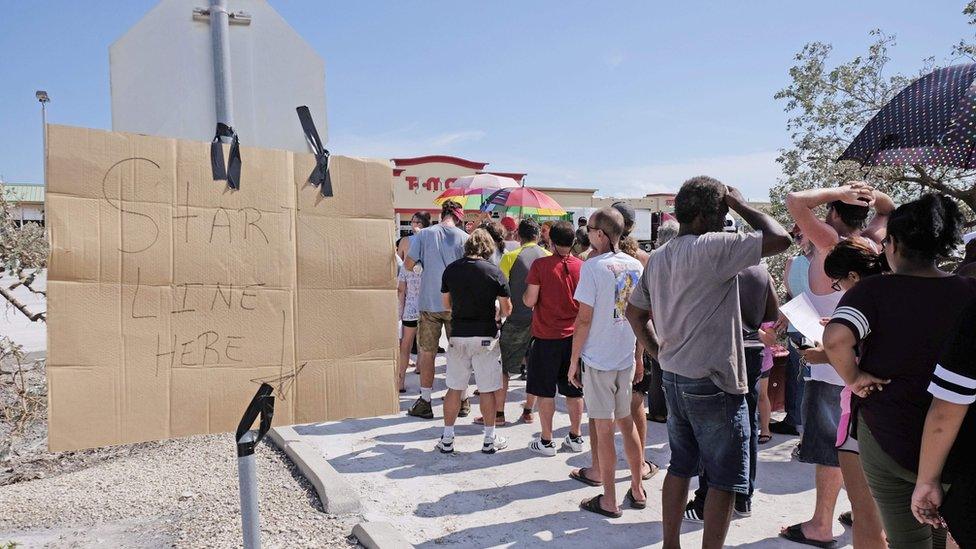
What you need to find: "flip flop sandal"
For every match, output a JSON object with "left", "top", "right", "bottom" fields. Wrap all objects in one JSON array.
[
  {"left": 838, "top": 511, "right": 853, "bottom": 527},
  {"left": 642, "top": 460, "right": 659, "bottom": 480},
  {"left": 759, "top": 434, "right": 773, "bottom": 445},
  {"left": 569, "top": 467, "right": 602, "bottom": 487},
  {"left": 625, "top": 488, "right": 647, "bottom": 510},
  {"left": 580, "top": 495, "right": 622, "bottom": 518},
  {"left": 779, "top": 524, "right": 837, "bottom": 548},
  {"left": 647, "top": 414, "right": 667, "bottom": 424}
]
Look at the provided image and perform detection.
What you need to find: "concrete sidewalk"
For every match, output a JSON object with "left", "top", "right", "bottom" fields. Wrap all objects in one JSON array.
[{"left": 295, "top": 355, "right": 854, "bottom": 548}]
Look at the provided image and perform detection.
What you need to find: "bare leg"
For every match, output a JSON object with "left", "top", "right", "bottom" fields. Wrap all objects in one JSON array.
[
  {"left": 442, "top": 388, "right": 461, "bottom": 427},
  {"left": 537, "top": 396, "right": 555, "bottom": 440},
  {"left": 759, "top": 378, "right": 772, "bottom": 436},
  {"left": 783, "top": 465, "right": 843, "bottom": 542},
  {"left": 572, "top": 418, "right": 601, "bottom": 483},
  {"left": 567, "top": 397, "right": 584, "bottom": 436},
  {"left": 419, "top": 350, "right": 436, "bottom": 397},
  {"left": 397, "top": 326, "right": 417, "bottom": 391},
  {"left": 479, "top": 391, "right": 496, "bottom": 428},
  {"left": 616, "top": 415, "right": 646, "bottom": 502},
  {"left": 662, "top": 473, "right": 690, "bottom": 549},
  {"left": 524, "top": 393, "right": 537, "bottom": 413},
  {"left": 702, "top": 488, "right": 734, "bottom": 549},
  {"left": 839, "top": 452, "right": 885, "bottom": 549},
  {"left": 594, "top": 418, "right": 619, "bottom": 512},
  {"left": 631, "top": 392, "right": 647, "bottom": 472},
  {"left": 494, "top": 375, "right": 509, "bottom": 415}
]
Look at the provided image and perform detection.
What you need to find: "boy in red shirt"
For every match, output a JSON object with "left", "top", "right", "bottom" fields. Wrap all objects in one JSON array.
[{"left": 523, "top": 221, "right": 585, "bottom": 456}]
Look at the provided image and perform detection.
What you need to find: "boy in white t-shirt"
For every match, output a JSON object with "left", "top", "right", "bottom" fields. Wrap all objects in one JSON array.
[{"left": 566, "top": 207, "right": 647, "bottom": 518}]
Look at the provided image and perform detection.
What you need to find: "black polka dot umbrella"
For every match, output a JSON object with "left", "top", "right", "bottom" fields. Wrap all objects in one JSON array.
[{"left": 839, "top": 63, "right": 976, "bottom": 168}]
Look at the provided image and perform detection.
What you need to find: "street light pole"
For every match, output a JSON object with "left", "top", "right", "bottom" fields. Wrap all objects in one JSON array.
[{"left": 35, "top": 91, "right": 50, "bottom": 184}]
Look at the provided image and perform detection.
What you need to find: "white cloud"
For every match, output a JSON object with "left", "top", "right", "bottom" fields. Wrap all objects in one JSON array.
[
  {"left": 490, "top": 150, "right": 782, "bottom": 202},
  {"left": 605, "top": 51, "right": 625, "bottom": 69},
  {"left": 329, "top": 127, "right": 486, "bottom": 159}
]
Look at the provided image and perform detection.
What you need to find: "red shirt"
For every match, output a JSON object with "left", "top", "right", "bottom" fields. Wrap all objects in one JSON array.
[{"left": 525, "top": 254, "right": 583, "bottom": 339}]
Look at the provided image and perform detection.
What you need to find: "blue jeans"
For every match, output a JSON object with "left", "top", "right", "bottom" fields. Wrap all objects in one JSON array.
[
  {"left": 663, "top": 370, "right": 750, "bottom": 495},
  {"left": 693, "top": 347, "right": 762, "bottom": 505},
  {"left": 785, "top": 335, "right": 807, "bottom": 428}
]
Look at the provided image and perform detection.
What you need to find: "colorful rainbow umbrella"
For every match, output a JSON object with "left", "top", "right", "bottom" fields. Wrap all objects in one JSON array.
[
  {"left": 433, "top": 174, "right": 520, "bottom": 209},
  {"left": 480, "top": 187, "right": 566, "bottom": 217}
]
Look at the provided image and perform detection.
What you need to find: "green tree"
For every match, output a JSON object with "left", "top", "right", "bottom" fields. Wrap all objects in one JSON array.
[
  {"left": 767, "top": 4, "right": 976, "bottom": 288},
  {"left": 0, "top": 183, "right": 47, "bottom": 322}
]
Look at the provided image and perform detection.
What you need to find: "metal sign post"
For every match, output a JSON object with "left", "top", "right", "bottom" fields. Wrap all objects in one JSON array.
[{"left": 235, "top": 383, "right": 275, "bottom": 549}]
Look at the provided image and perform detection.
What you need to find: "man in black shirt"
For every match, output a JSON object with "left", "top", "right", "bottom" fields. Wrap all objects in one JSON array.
[{"left": 438, "top": 229, "right": 513, "bottom": 454}]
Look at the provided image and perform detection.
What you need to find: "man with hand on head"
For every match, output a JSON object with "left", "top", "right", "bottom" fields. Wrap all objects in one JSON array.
[{"left": 626, "top": 177, "right": 790, "bottom": 549}]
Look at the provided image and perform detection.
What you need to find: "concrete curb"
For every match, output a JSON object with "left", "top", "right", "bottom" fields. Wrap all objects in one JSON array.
[
  {"left": 352, "top": 521, "right": 414, "bottom": 549},
  {"left": 268, "top": 426, "right": 362, "bottom": 515}
]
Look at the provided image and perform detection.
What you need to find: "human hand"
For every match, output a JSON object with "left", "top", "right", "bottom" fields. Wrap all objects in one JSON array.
[
  {"left": 724, "top": 185, "right": 748, "bottom": 211},
  {"left": 837, "top": 183, "right": 875, "bottom": 208},
  {"left": 568, "top": 361, "right": 582, "bottom": 389},
  {"left": 633, "top": 367, "right": 645, "bottom": 385},
  {"left": 773, "top": 313, "right": 788, "bottom": 335},
  {"left": 759, "top": 327, "right": 779, "bottom": 348},
  {"left": 800, "top": 345, "right": 828, "bottom": 364},
  {"left": 911, "top": 482, "right": 946, "bottom": 528},
  {"left": 850, "top": 370, "right": 891, "bottom": 398}
]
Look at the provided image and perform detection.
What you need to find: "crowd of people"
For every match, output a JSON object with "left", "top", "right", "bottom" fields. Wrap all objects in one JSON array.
[{"left": 393, "top": 177, "right": 976, "bottom": 549}]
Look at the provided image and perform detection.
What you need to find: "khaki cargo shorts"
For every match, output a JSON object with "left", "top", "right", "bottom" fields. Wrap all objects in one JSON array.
[
  {"left": 417, "top": 311, "right": 451, "bottom": 353},
  {"left": 445, "top": 336, "right": 503, "bottom": 393},
  {"left": 582, "top": 363, "right": 634, "bottom": 420}
]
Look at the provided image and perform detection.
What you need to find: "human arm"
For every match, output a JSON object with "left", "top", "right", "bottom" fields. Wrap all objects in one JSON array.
[
  {"left": 912, "top": 398, "right": 968, "bottom": 527},
  {"left": 405, "top": 233, "right": 421, "bottom": 271},
  {"left": 497, "top": 296, "right": 513, "bottom": 318},
  {"left": 634, "top": 341, "right": 645, "bottom": 385},
  {"left": 568, "top": 303, "right": 593, "bottom": 388},
  {"left": 822, "top": 323, "right": 888, "bottom": 396},
  {"left": 523, "top": 284, "right": 540, "bottom": 309},
  {"left": 725, "top": 186, "right": 791, "bottom": 257},
  {"left": 442, "top": 292, "right": 451, "bottom": 310},
  {"left": 398, "top": 280, "right": 407, "bottom": 319},
  {"left": 862, "top": 189, "right": 895, "bottom": 244},
  {"left": 626, "top": 303, "right": 659, "bottom": 361},
  {"left": 785, "top": 184, "right": 873, "bottom": 251}
]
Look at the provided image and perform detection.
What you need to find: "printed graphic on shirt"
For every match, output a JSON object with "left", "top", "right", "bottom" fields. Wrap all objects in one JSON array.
[{"left": 608, "top": 263, "right": 641, "bottom": 320}]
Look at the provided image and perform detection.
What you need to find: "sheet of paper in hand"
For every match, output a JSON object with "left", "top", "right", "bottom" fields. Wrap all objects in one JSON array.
[
  {"left": 45, "top": 125, "right": 398, "bottom": 451},
  {"left": 779, "top": 293, "right": 825, "bottom": 344}
]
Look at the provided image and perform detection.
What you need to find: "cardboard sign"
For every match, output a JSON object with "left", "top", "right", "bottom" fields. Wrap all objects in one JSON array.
[{"left": 45, "top": 125, "right": 398, "bottom": 451}]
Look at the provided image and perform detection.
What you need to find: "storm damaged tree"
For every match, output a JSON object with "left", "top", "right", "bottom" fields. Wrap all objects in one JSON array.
[
  {"left": 767, "top": 4, "right": 976, "bottom": 287},
  {"left": 0, "top": 182, "right": 47, "bottom": 322}
]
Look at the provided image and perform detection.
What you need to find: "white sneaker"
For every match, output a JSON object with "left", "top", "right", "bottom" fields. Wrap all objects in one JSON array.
[
  {"left": 561, "top": 434, "right": 584, "bottom": 453},
  {"left": 482, "top": 435, "right": 508, "bottom": 454},
  {"left": 528, "top": 439, "right": 557, "bottom": 456},
  {"left": 435, "top": 437, "right": 455, "bottom": 453}
]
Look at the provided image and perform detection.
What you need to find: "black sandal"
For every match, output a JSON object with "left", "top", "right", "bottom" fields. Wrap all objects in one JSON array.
[
  {"left": 838, "top": 511, "right": 853, "bottom": 527},
  {"left": 642, "top": 460, "right": 659, "bottom": 480},
  {"left": 580, "top": 495, "right": 622, "bottom": 518},
  {"left": 759, "top": 434, "right": 773, "bottom": 445},
  {"left": 779, "top": 524, "right": 837, "bottom": 548},
  {"left": 569, "top": 467, "right": 602, "bottom": 487},
  {"left": 625, "top": 487, "right": 647, "bottom": 509}
]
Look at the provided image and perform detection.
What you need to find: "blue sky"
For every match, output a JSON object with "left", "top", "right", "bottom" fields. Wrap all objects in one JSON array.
[{"left": 1, "top": 1, "right": 972, "bottom": 200}]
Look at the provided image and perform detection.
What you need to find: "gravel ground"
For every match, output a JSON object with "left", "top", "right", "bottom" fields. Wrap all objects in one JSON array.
[{"left": 0, "top": 434, "right": 361, "bottom": 548}]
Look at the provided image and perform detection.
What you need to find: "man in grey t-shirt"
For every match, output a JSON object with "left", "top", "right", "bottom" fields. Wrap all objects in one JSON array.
[
  {"left": 625, "top": 177, "right": 790, "bottom": 549},
  {"left": 404, "top": 200, "right": 469, "bottom": 419}
]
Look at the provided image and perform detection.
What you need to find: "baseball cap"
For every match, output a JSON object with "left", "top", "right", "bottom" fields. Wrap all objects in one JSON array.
[{"left": 501, "top": 216, "right": 517, "bottom": 232}]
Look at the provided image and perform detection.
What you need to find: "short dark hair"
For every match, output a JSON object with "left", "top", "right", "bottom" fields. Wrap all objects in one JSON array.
[
  {"left": 550, "top": 221, "right": 575, "bottom": 248},
  {"left": 440, "top": 200, "right": 463, "bottom": 224},
  {"left": 674, "top": 176, "right": 726, "bottom": 225},
  {"left": 518, "top": 218, "right": 541, "bottom": 241},
  {"left": 479, "top": 220, "right": 506, "bottom": 254},
  {"left": 412, "top": 211, "right": 431, "bottom": 228},
  {"left": 589, "top": 207, "right": 625, "bottom": 242},
  {"left": 828, "top": 201, "right": 870, "bottom": 230},
  {"left": 887, "top": 193, "right": 964, "bottom": 263}
]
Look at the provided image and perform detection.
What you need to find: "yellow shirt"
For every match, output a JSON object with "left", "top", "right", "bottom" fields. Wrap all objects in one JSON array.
[{"left": 499, "top": 242, "right": 551, "bottom": 279}]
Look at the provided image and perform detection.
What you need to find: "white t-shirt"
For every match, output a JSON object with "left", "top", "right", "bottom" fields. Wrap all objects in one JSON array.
[{"left": 574, "top": 251, "right": 643, "bottom": 371}]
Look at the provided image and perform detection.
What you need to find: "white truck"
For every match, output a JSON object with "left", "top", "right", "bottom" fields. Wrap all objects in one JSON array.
[{"left": 568, "top": 206, "right": 655, "bottom": 252}]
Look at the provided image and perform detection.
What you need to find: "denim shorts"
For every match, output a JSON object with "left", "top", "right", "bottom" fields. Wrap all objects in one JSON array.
[
  {"left": 662, "top": 371, "right": 750, "bottom": 494},
  {"left": 798, "top": 380, "right": 842, "bottom": 467}
]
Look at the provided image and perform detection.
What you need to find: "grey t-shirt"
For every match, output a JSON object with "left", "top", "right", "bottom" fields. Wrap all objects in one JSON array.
[
  {"left": 503, "top": 243, "right": 550, "bottom": 324},
  {"left": 407, "top": 224, "right": 468, "bottom": 313},
  {"left": 629, "top": 231, "right": 763, "bottom": 394},
  {"left": 738, "top": 264, "right": 773, "bottom": 348}
]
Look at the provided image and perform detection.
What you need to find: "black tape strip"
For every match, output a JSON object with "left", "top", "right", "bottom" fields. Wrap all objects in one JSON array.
[
  {"left": 211, "top": 123, "right": 242, "bottom": 190},
  {"left": 235, "top": 382, "right": 275, "bottom": 457},
  {"left": 296, "top": 106, "right": 333, "bottom": 197}
]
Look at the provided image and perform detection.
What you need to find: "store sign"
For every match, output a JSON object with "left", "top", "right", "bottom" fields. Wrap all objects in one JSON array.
[{"left": 405, "top": 176, "right": 458, "bottom": 192}]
